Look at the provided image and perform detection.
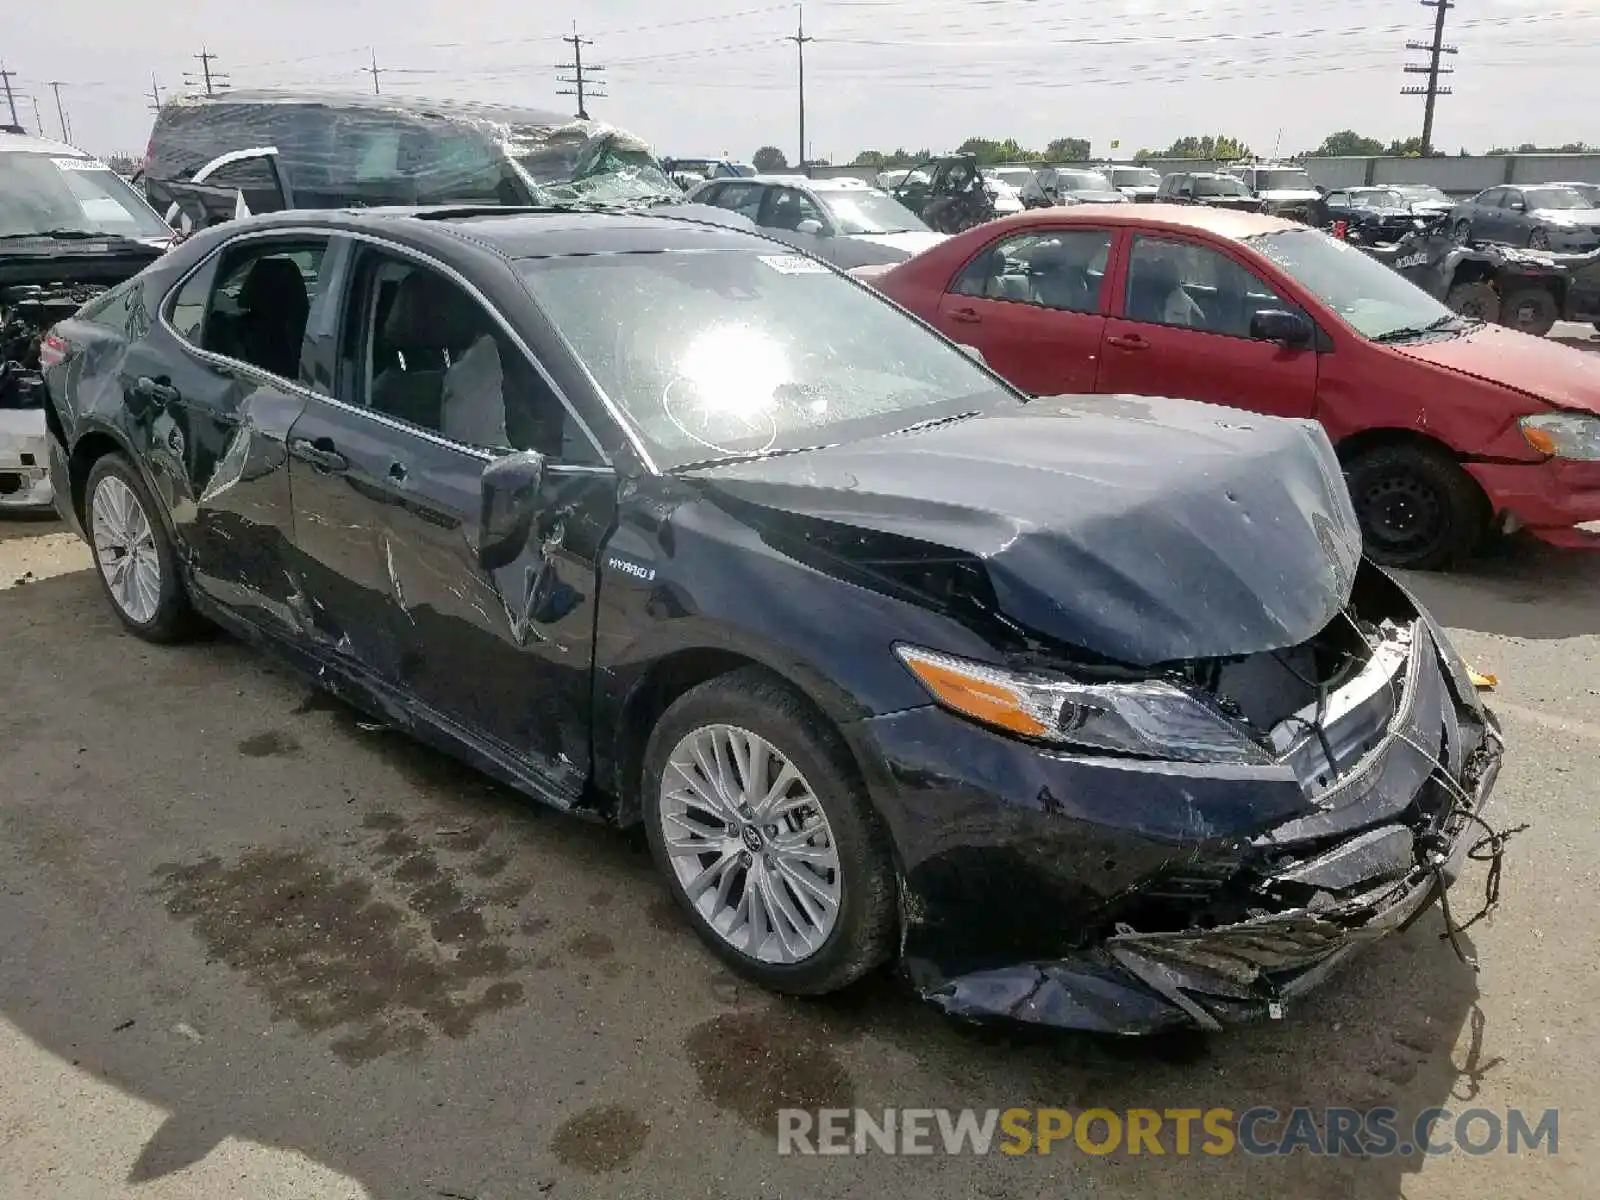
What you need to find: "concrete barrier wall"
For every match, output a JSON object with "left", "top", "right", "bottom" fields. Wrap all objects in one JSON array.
[{"left": 805, "top": 155, "right": 1600, "bottom": 197}]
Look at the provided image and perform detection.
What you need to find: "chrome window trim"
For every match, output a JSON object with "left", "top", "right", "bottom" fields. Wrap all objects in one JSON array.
[{"left": 156, "top": 222, "right": 627, "bottom": 470}]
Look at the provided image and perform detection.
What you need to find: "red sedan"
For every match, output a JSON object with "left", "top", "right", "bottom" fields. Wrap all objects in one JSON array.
[{"left": 860, "top": 205, "right": 1600, "bottom": 569}]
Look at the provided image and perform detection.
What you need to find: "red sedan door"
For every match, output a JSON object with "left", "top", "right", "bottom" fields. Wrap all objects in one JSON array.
[
  {"left": 928, "top": 227, "right": 1116, "bottom": 395},
  {"left": 1096, "top": 231, "right": 1319, "bottom": 418}
]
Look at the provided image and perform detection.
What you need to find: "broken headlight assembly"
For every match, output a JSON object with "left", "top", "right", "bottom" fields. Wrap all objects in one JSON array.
[
  {"left": 1519, "top": 411, "right": 1600, "bottom": 461},
  {"left": 894, "top": 645, "right": 1272, "bottom": 764}
]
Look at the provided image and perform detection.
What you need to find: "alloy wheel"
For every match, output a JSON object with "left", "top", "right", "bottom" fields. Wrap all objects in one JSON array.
[
  {"left": 90, "top": 474, "right": 162, "bottom": 624},
  {"left": 658, "top": 724, "right": 842, "bottom": 964}
]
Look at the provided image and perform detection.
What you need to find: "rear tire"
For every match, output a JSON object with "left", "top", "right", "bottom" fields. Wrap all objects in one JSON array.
[
  {"left": 1498, "top": 287, "right": 1559, "bottom": 337},
  {"left": 1446, "top": 281, "right": 1501, "bottom": 323},
  {"left": 84, "top": 453, "right": 197, "bottom": 643},
  {"left": 641, "top": 668, "right": 896, "bottom": 996},
  {"left": 1344, "top": 443, "right": 1489, "bottom": 571}
]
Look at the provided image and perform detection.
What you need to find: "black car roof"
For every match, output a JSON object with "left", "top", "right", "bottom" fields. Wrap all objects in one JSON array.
[{"left": 234, "top": 206, "right": 780, "bottom": 259}]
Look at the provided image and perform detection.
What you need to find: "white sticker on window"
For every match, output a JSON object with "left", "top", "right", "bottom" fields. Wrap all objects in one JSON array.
[
  {"left": 51, "top": 157, "right": 109, "bottom": 172},
  {"left": 757, "top": 254, "right": 827, "bottom": 274}
]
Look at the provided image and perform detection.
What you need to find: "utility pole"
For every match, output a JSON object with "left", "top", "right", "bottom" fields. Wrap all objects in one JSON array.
[
  {"left": 186, "top": 47, "right": 229, "bottom": 97},
  {"left": 148, "top": 74, "right": 164, "bottom": 113},
  {"left": 31, "top": 95, "right": 43, "bottom": 135},
  {"left": 0, "top": 66, "right": 18, "bottom": 128},
  {"left": 366, "top": 48, "right": 382, "bottom": 95},
  {"left": 1401, "top": 0, "right": 1456, "bottom": 156},
  {"left": 787, "top": 4, "right": 813, "bottom": 174},
  {"left": 46, "top": 80, "right": 68, "bottom": 142},
  {"left": 556, "top": 23, "right": 605, "bottom": 120}
]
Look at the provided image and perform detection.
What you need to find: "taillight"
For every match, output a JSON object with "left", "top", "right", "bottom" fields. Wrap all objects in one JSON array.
[
  {"left": 38, "top": 333, "right": 68, "bottom": 370},
  {"left": 1332, "top": 220, "right": 1349, "bottom": 240}
]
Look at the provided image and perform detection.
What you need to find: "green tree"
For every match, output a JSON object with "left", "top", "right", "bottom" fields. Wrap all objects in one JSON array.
[
  {"left": 752, "top": 145, "right": 788, "bottom": 172},
  {"left": 1044, "top": 137, "right": 1091, "bottom": 162},
  {"left": 850, "top": 149, "right": 886, "bottom": 168},
  {"left": 955, "top": 137, "right": 1040, "bottom": 165},
  {"left": 1310, "top": 130, "right": 1386, "bottom": 157},
  {"left": 1135, "top": 134, "right": 1254, "bottom": 162}
]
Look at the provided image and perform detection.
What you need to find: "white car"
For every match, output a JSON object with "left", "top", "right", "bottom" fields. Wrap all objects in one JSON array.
[
  {"left": 1227, "top": 163, "right": 1324, "bottom": 212},
  {"left": 685, "top": 175, "right": 946, "bottom": 267},
  {"left": 1, "top": 130, "right": 174, "bottom": 511}
]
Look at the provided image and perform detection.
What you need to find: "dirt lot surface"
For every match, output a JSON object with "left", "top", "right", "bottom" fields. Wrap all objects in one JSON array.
[{"left": 1, "top": 510, "right": 1595, "bottom": 1199}]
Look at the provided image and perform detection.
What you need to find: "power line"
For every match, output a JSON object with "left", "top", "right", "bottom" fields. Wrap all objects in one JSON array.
[
  {"left": 0, "top": 66, "right": 18, "bottom": 128},
  {"left": 1402, "top": 0, "right": 1457, "bottom": 155},
  {"left": 185, "top": 48, "right": 230, "bottom": 97},
  {"left": 45, "top": 80, "right": 69, "bottom": 142},
  {"left": 788, "top": 3, "right": 813, "bottom": 171},
  {"left": 556, "top": 22, "right": 605, "bottom": 119}
]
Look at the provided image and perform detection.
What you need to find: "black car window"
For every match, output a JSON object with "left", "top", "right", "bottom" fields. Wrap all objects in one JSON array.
[
  {"left": 1326, "top": 191, "right": 1349, "bottom": 208},
  {"left": 166, "top": 237, "right": 329, "bottom": 387},
  {"left": 1124, "top": 235, "right": 1293, "bottom": 338},
  {"left": 759, "top": 186, "right": 828, "bottom": 232},
  {"left": 709, "top": 181, "right": 764, "bottom": 221},
  {"left": 1477, "top": 187, "right": 1506, "bottom": 208},
  {"left": 203, "top": 158, "right": 279, "bottom": 192},
  {"left": 950, "top": 230, "right": 1113, "bottom": 314},
  {"left": 342, "top": 248, "right": 599, "bottom": 463}
]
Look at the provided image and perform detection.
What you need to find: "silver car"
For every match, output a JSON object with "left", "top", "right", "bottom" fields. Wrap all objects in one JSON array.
[
  {"left": 1448, "top": 184, "right": 1600, "bottom": 251},
  {"left": 685, "top": 175, "right": 946, "bottom": 268}
]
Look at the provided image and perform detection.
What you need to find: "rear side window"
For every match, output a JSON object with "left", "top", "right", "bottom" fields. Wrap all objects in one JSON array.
[{"left": 166, "top": 238, "right": 330, "bottom": 385}]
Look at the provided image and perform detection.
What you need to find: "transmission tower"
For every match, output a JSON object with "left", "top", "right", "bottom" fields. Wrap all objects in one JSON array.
[
  {"left": 556, "top": 23, "right": 605, "bottom": 119},
  {"left": 1401, "top": 0, "right": 1456, "bottom": 155}
]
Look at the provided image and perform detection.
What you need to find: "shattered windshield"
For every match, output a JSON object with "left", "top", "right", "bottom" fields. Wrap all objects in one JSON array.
[
  {"left": 511, "top": 128, "right": 681, "bottom": 205},
  {"left": 815, "top": 188, "right": 929, "bottom": 235},
  {"left": 1248, "top": 228, "right": 1455, "bottom": 340},
  {"left": 519, "top": 249, "right": 1012, "bottom": 466},
  {"left": 1395, "top": 184, "right": 1450, "bottom": 203},
  {"left": 0, "top": 152, "right": 173, "bottom": 240}
]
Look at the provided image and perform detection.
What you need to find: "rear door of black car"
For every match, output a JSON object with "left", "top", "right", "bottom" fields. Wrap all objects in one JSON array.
[
  {"left": 136, "top": 230, "right": 335, "bottom": 636},
  {"left": 291, "top": 236, "right": 616, "bottom": 802}
]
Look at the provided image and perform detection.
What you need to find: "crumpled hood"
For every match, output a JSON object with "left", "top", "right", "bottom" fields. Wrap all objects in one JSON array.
[
  {"left": 695, "top": 394, "right": 1362, "bottom": 665},
  {"left": 1388, "top": 323, "right": 1600, "bottom": 416}
]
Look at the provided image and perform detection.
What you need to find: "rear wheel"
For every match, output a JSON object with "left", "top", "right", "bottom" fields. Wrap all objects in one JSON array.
[
  {"left": 642, "top": 668, "right": 896, "bottom": 995},
  {"left": 1446, "top": 280, "right": 1501, "bottom": 323},
  {"left": 1344, "top": 443, "right": 1488, "bottom": 571},
  {"left": 85, "top": 454, "right": 196, "bottom": 642},
  {"left": 1499, "top": 287, "right": 1559, "bottom": 337}
]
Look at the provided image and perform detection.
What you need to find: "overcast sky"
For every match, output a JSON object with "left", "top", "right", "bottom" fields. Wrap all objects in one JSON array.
[{"left": 5, "top": 0, "right": 1593, "bottom": 161}]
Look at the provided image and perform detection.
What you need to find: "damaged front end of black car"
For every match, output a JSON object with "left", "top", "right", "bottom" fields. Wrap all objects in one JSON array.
[{"left": 701, "top": 395, "right": 1512, "bottom": 1036}]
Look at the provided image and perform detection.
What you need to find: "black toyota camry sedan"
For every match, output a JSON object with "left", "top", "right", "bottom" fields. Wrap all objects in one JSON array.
[{"left": 41, "top": 205, "right": 1506, "bottom": 1034}]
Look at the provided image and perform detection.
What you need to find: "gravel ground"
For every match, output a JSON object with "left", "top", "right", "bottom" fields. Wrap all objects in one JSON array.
[{"left": 0, "top": 511, "right": 1595, "bottom": 1200}]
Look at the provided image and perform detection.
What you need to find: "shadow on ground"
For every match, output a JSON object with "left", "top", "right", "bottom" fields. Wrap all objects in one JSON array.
[
  {"left": 1397, "top": 532, "right": 1600, "bottom": 640},
  {"left": 0, "top": 564, "right": 1499, "bottom": 1199}
]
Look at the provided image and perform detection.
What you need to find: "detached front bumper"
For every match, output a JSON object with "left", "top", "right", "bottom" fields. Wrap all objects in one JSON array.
[
  {"left": 1466, "top": 457, "right": 1600, "bottom": 548},
  {"left": 853, "top": 614, "right": 1506, "bottom": 1035},
  {"left": 0, "top": 409, "right": 54, "bottom": 511}
]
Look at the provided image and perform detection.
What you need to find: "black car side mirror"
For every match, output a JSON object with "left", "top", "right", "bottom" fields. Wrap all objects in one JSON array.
[
  {"left": 478, "top": 449, "right": 546, "bottom": 571},
  {"left": 1250, "top": 309, "right": 1313, "bottom": 347}
]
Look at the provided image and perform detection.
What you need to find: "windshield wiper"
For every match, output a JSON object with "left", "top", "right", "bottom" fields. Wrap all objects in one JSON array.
[
  {"left": 1375, "top": 313, "right": 1471, "bottom": 343},
  {"left": 890, "top": 410, "right": 981, "bottom": 435},
  {"left": 0, "top": 229, "right": 106, "bottom": 240},
  {"left": 673, "top": 444, "right": 832, "bottom": 473}
]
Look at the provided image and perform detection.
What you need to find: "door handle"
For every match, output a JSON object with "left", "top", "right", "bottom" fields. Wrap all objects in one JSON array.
[
  {"left": 288, "top": 436, "right": 349, "bottom": 473},
  {"left": 133, "top": 376, "right": 180, "bottom": 404},
  {"left": 1106, "top": 334, "right": 1149, "bottom": 351},
  {"left": 948, "top": 307, "right": 982, "bottom": 324}
]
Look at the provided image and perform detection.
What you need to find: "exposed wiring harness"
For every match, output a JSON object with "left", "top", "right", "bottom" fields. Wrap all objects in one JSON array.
[{"left": 1394, "top": 728, "right": 1527, "bottom": 971}]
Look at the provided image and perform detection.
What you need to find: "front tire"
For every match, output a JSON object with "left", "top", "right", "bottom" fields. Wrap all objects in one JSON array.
[
  {"left": 85, "top": 453, "right": 196, "bottom": 642},
  {"left": 1451, "top": 219, "right": 1472, "bottom": 245},
  {"left": 1344, "top": 443, "right": 1488, "bottom": 571},
  {"left": 642, "top": 668, "right": 896, "bottom": 995},
  {"left": 1528, "top": 227, "right": 1551, "bottom": 251},
  {"left": 1446, "top": 280, "right": 1501, "bottom": 323},
  {"left": 1499, "top": 286, "right": 1559, "bottom": 337}
]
